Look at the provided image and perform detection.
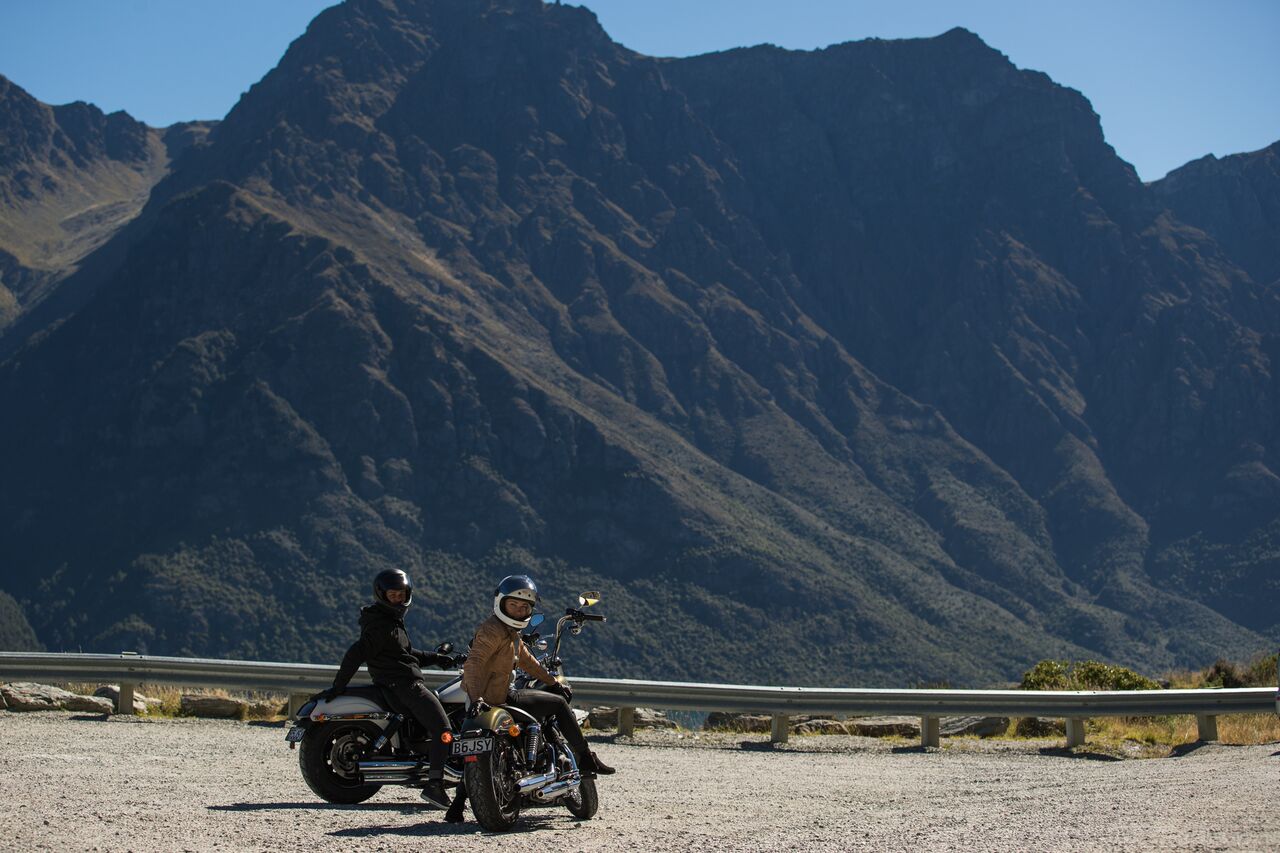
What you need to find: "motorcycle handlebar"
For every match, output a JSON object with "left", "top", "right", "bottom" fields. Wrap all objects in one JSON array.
[{"left": 564, "top": 608, "right": 606, "bottom": 623}]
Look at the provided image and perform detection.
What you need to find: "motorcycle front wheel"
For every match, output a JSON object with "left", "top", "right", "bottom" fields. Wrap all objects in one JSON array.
[
  {"left": 564, "top": 776, "right": 598, "bottom": 820},
  {"left": 298, "top": 721, "right": 383, "bottom": 804},
  {"left": 464, "top": 737, "right": 521, "bottom": 831}
]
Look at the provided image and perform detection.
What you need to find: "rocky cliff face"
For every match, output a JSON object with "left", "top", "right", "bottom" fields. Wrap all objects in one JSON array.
[
  {"left": 0, "top": 0, "right": 1274, "bottom": 682},
  {"left": 0, "top": 74, "right": 212, "bottom": 342},
  {"left": 1152, "top": 142, "right": 1280, "bottom": 287}
]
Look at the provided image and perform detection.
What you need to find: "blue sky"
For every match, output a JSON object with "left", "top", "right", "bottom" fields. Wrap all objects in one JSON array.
[{"left": 1, "top": 0, "right": 1276, "bottom": 181}]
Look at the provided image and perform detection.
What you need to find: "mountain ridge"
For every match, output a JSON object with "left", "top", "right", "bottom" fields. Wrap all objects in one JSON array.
[{"left": 0, "top": 0, "right": 1275, "bottom": 683}]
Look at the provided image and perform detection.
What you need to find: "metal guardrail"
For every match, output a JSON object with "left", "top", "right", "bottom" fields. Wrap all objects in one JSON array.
[{"left": 1, "top": 651, "right": 1274, "bottom": 748}]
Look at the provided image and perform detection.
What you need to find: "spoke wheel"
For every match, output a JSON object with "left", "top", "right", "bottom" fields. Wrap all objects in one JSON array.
[
  {"left": 465, "top": 738, "right": 521, "bottom": 831},
  {"left": 298, "top": 722, "right": 383, "bottom": 804}
]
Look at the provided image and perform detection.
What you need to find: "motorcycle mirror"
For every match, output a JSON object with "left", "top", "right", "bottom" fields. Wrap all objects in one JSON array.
[
  {"left": 578, "top": 591, "right": 601, "bottom": 607},
  {"left": 436, "top": 642, "right": 454, "bottom": 654},
  {"left": 536, "top": 639, "right": 549, "bottom": 651}
]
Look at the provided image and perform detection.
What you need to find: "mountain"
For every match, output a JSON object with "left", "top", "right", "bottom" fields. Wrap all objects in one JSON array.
[
  {"left": 0, "top": 591, "right": 42, "bottom": 652},
  {"left": 0, "top": 73, "right": 212, "bottom": 346},
  {"left": 0, "top": 0, "right": 1275, "bottom": 683},
  {"left": 1152, "top": 142, "right": 1280, "bottom": 288}
]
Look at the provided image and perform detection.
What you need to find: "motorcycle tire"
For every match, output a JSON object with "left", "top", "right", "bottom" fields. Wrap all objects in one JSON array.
[
  {"left": 464, "top": 738, "right": 521, "bottom": 832},
  {"left": 564, "top": 776, "right": 598, "bottom": 820},
  {"left": 299, "top": 721, "right": 383, "bottom": 804}
]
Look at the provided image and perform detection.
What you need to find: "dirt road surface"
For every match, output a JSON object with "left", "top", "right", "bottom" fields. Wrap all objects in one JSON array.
[{"left": 1, "top": 712, "right": 1276, "bottom": 851}]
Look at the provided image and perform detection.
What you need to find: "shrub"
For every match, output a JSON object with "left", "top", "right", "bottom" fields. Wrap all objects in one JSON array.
[
  {"left": 1020, "top": 659, "right": 1159, "bottom": 691},
  {"left": 1203, "top": 659, "right": 1245, "bottom": 689},
  {"left": 1242, "top": 652, "right": 1279, "bottom": 687},
  {"left": 1020, "top": 659, "right": 1072, "bottom": 690}
]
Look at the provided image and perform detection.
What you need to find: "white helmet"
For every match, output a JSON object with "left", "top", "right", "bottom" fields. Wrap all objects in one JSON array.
[{"left": 493, "top": 574, "right": 540, "bottom": 629}]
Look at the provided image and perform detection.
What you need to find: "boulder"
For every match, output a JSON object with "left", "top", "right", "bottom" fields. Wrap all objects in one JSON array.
[
  {"left": 0, "top": 682, "right": 63, "bottom": 711},
  {"left": 587, "top": 706, "right": 677, "bottom": 730},
  {"left": 586, "top": 706, "right": 617, "bottom": 730},
  {"left": 704, "top": 712, "right": 773, "bottom": 733},
  {"left": 0, "top": 682, "right": 111, "bottom": 713},
  {"left": 180, "top": 694, "right": 248, "bottom": 718},
  {"left": 793, "top": 718, "right": 850, "bottom": 735},
  {"left": 1015, "top": 717, "right": 1066, "bottom": 737},
  {"left": 941, "top": 716, "right": 1010, "bottom": 738},
  {"left": 246, "top": 700, "right": 285, "bottom": 719},
  {"left": 94, "top": 685, "right": 162, "bottom": 714},
  {"left": 846, "top": 716, "right": 921, "bottom": 738},
  {"left": 63, "top": 694, "right": 114, "bottom": 714},
  {"left": 634, "top": 708, "right": 677, "bottom": 729}
]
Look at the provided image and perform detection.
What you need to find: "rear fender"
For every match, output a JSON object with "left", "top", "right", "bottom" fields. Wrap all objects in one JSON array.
[
  {"left": 468, "top": 705, "right": 514, "bottom": 734},
  {"left": 310, "top": 695, "right": 388, "bottom": 721}
]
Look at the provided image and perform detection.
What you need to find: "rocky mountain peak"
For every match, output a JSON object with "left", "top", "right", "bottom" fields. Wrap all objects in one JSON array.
[{"left": 0, "top": 2, "right": 1276, "bottom": 680}]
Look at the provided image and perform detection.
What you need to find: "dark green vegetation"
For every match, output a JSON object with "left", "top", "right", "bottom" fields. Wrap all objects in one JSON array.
[
  {"left": 0, "top": 0, "right": 1277, "bottom": 685},
  {"left": 1019, "top": 659, "right": 1160, "bottom": 691},
  {"left": 1019, "top": 651, "right": 1279, "bottom": 691}
]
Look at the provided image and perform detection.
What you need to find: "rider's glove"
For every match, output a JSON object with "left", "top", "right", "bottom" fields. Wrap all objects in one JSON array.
[
  {"left": 548, "top": 680, "right": 573, "bottom": 703},
  {"left": 317, "top": 686, "right": 341, "bottom": 702},
  {"left": 450, "top": 653, "right": 468, "bottom": 669}
]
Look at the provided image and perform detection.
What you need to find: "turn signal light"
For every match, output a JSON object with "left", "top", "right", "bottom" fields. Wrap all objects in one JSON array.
[
  {"left": 440, "top": 731, "right": 454, "bottom": 745},
  {"left": 507, "top": 724, "right": 522, "bottom": 737}
]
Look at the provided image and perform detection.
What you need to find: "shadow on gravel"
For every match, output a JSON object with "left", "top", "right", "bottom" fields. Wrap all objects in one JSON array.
[
  {"left": 68, "top": 714, "right": 110, "bottom": 722},
  {"left": 329, "top": 813, "right": 565, "bottom": 838},
  {"left": 1036, "top": 747, "right": 1121, "bottom": 762},
  {"left": 210, "top": 802, "right": 415, "bottom": 813},
  {"left": 1167, "top": 742, "right": 1210, "bottom": 758},
  {"left": 247, "top": 720, "right": 287, "bottom": 728}
]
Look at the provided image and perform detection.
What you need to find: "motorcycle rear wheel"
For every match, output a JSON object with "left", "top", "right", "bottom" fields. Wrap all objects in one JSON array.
[
  {"left": 564, "top": 776, "right": 598, "bottom": 820},
  {"left": 464, "top": 738, "right": 521, "bottom": 831},
  {"left": 299, "top": 721, "right": 383, "bottom": 804}
]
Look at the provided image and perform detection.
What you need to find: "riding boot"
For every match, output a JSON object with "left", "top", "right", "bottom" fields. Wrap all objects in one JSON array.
[
  {"left": 420, "top": 778, "right": 450, "bottom": 809},
  {"left": 577, "top": 750, "right": 615, "bottom": 776},
  {"left": 444, "top": 785, "right": 467, "bottom": 822}
]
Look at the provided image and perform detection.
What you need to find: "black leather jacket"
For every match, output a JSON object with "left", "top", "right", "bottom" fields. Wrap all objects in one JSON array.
[{"left": 331, "top": 603, "right": 453, "bottom": 689}]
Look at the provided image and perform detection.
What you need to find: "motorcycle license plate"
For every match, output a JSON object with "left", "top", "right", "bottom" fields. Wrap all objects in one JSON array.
[
  {"left": 452, "top": 736, "right": 494, "bottom": 756},
  {"left": 285, "top": 727, "right": 305, "bottom": 743}
]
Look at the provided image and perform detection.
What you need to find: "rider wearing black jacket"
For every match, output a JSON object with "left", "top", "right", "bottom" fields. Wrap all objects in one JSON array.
[{"left": 322, "top": 569, "right": 458, "bottom": 810}]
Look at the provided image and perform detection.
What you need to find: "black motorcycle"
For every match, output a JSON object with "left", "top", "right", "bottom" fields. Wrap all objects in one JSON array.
[
  {"left": 460, "top": 592, "right": 605, "bottom": 831},
  {"left": 285, "top": 591, "right": 604, "bottom": 831}
]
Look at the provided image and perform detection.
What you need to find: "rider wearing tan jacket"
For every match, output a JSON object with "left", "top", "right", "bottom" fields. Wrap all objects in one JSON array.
[
  {"left": 463, "top": 612, "right": 556, "bottom": 704},
  {"left": 462, "top": 575, "right": 614, "bottom": 777}
]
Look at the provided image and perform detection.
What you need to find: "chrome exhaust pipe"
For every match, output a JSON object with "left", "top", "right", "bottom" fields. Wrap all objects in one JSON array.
[
  {"left": 359, "top": 759, "right": 418, "bottom": 782},
  {"left": 516, "top": 770, "right": 558, "bottom": 793},
  {"left": 530, "top": 775, "right": 581, "bottom": 802},
  {"left": 358, "top": 760, "right": 462, "bottom": 783}
]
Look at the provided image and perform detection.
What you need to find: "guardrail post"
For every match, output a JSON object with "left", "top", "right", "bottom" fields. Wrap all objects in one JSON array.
[
  {"left": 1195, "top": 714, "right": 1218, "bottom": 742},
  {"left": 288, "top": 693, "right": 310, "bottom": 719},
  {"left": 1065, "top": 718, "right": 1086, "bottom": 748},
  {"left": 771, "top": 713, "right": 789, "bottom": 744},
  {"left": 617, "top": 706, "right": 635, "bottom": 736},
  {"left": 117, "top": 682, "right": 137, "bottom": 716},
  {"left": 920, "top": 715, "right": 940, "bottom": 748}
]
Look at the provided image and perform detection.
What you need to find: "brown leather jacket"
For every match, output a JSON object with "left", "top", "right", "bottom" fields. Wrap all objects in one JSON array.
[{"left": 462, "top": 614, "right": 555, "bottom": 705}]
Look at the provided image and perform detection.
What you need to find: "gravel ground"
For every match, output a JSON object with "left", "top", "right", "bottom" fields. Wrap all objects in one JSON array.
[{"left": 1, "top": 712, "right": 1276, "bottom": 851}]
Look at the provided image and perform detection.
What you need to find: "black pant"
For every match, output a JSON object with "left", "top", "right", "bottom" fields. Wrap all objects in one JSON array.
[
  {"left": 509, "top": 689, "right": 589, "bottom": 759},
  {"left": 388, "top": 679, "right": 451, "bottom": 779}
]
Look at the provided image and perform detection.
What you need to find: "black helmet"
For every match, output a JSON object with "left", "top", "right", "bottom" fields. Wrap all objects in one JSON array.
[
  {"left": 373, "top": 569, "right": 413, "bottom": 615},
  {"left": 493, "top": 574, "right": 539, "bottom": 629}
]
